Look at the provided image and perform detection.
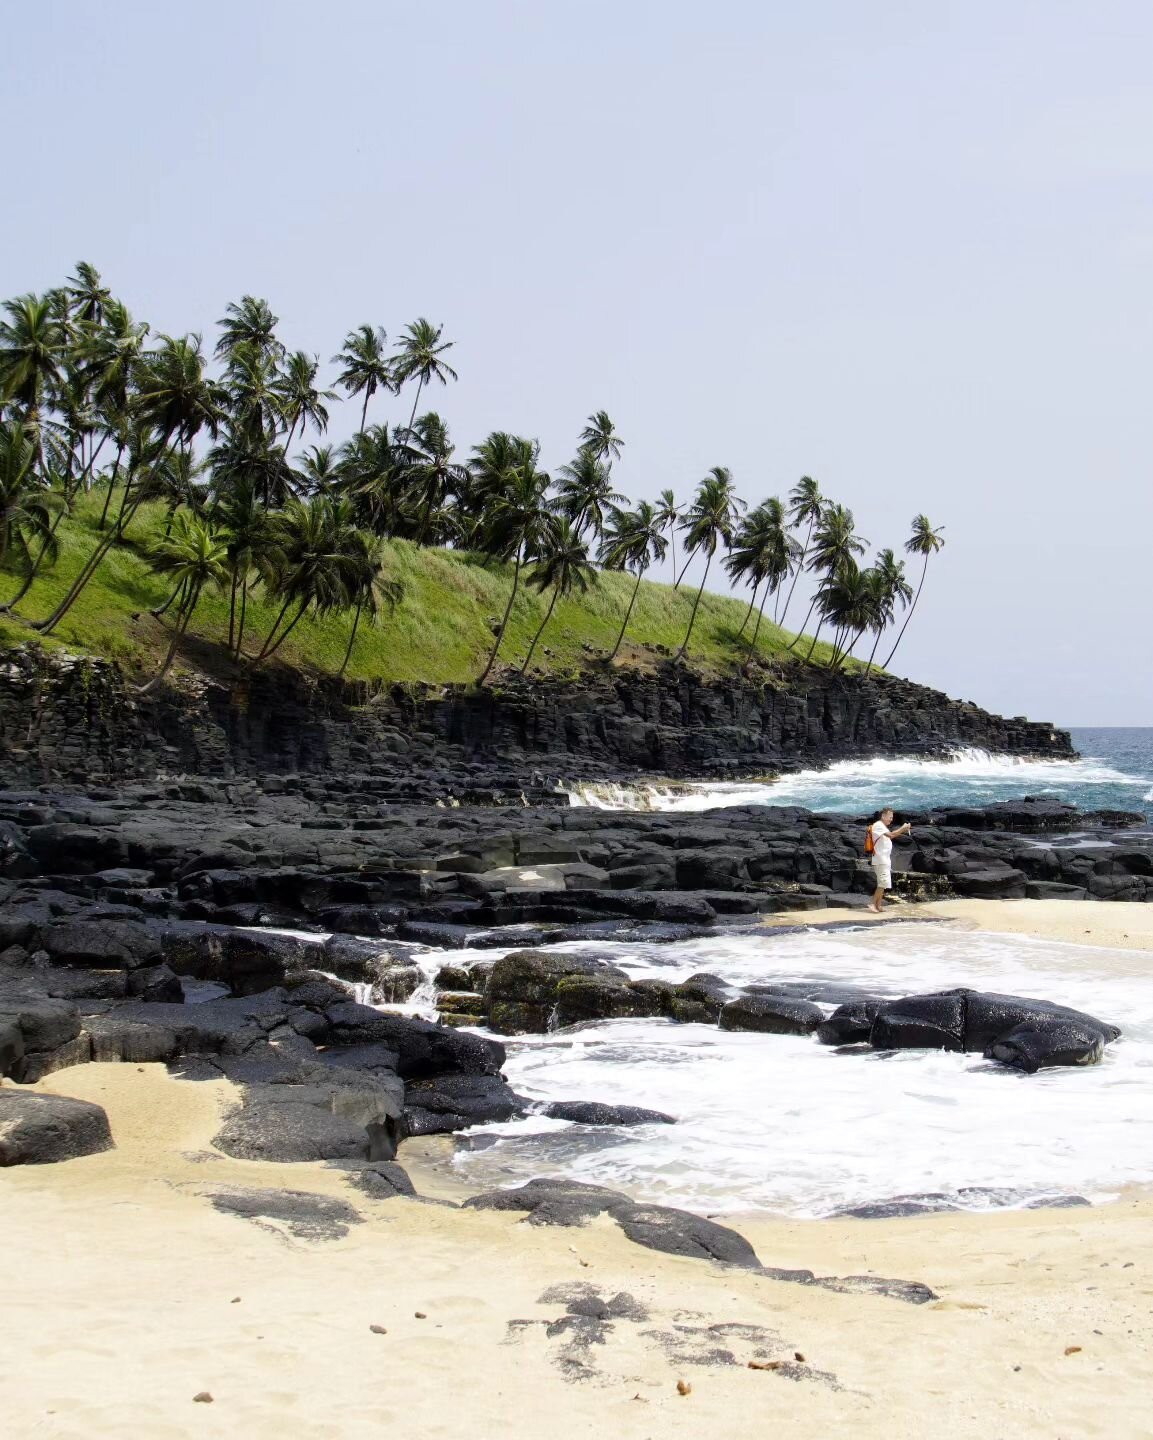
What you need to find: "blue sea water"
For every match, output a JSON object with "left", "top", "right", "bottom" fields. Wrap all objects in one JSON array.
[{"left": 569, "top": 728, "right": 1153, "bottom": 817}]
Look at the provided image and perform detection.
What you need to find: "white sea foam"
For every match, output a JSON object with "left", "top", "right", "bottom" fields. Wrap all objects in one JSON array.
[
  {"left": 566, "top": 747, "right": 1150, "bottom": 815},
  {"left": 442, "top": 924, "right": 1153, "bottom": 1216}
]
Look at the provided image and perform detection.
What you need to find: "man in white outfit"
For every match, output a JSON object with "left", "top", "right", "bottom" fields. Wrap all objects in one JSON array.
[{"left": 869, "top": 807, "right": 911, "bottom": 913}]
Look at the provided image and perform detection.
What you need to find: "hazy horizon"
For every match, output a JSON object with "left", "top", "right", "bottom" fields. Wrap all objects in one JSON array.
[{"left": 3, "top": 0, "right": 1150, "bottom": 725}]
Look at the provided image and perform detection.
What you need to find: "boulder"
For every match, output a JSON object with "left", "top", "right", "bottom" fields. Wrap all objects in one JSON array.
[
  {"left": 962, "top": 992, "right": 1120, "bottom": 1053},
  {"left": 870, "top": 990, "right": 967, "bottom": 1051},
  {"left": 214, "top": 1102, "right": 377, "bottom": 1162},
  {"left": 553, "top": 976, "right": 665, "bottom": 1026},
  {"left": 952, "top": 868, "right": 1028, "bottom": 899},
  {"left": 817, "top": 998, "right": 884, "bottom": 1046},
  {"left": 986, "top": 1021, "right": 1106, "bottom": 1074},
  {"left": 160, "top": 925, "right": 324, "bottom": 994},
  {"left": 542, "top": 1101, "right": 675, "bottom": 1126},
  {"left": 42, "top": 919, "right": 162, "bottom": 970},
  {"left": 0, "top": 1092, "right": 114, "bottom": 1165},
  {"left": 719, "top": 994, "right": 825, "bottom": 1036}
]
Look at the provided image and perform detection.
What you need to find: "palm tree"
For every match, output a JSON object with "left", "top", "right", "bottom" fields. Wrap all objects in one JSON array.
[
  {"left": 475, "top": 442, "right": 550, "bottom": 684},
  {"left": 676, "top": 467, "right": 740, "bottom": 659},
  {"left": 212, "top": 473, "right": 272, "bottom": 659},
  {"left": 335, "top": 424, "right": 410, "bottom": 535},
  {"left": 654, "top": 489, "right": 680, "bottom": 585},
  {"left": 66, "top": 262, "right": 112, "bottom": 327},
  {"left": 0, "top": 421, "right": 61, "bottom": 577},
  {"left": 814, "top": 558, "right": 875, "bottom": 670},
  {"left": 336, "top": 528, "right": 404, "bottom": 678},
  {"left": 135, "top": 333, "right": 224, "bottom": 454},
  {"left": 777, "top": 475, "right": 823, "bottom": 630},
  {"left": 518, "top": 516, "right": 596, "bottom": 674},
  {"left": 0, "top": 294, "right": 64, "bottom": 443},
  {"left": 215, "top": 296, "right": 283, "bottom": 362},
  {"left": 553, "top": 449, "right": 625, "bottom": 540},
  {"left": 403, "top": 413, "right": 469, "bottom": 544},
  {"left": 392, "top": 319, "right": 458, "bottom": 432},
  {"left": 139, "top": 513, "right": 229, "bottom": 692},
  {"left": 724, "top": 499, "right": 794, "bottom": 655},
  {"left": 864, "top": 548, "right": 912, "bottom": 672},
  {"left": 251, "top": 495, "right": 358, "bottom": 664},
  {"left": 222, "top": 340, "right": 281, "bottom": 446},
  {"left": 297, "top": 443, "right": 338, "bottom": 494},
  {"left": 579, "top": 410, "right": 624, "bottom": 465},
  {"left": 79, "top": 298, "right": 150, "bottom": 528},
  {"left": 275, "top": 351, "right": 335, "bottom": 458},
  {"left": 598, "top": 501, "right": 667, "bottom": 661},
  {"left": 882, "top": 516, "right": 946, "bottom": 669},
  {"left": 333, "top": 324, "right": 393, "bottom": 433},
  {"left": 794, "top": 503, "right": 866, "bottom": 658}
]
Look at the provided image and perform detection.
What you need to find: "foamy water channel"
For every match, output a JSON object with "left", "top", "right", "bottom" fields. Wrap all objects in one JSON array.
[{"left": 427, "top": 923, "right": 1153, "bottom": 1217}]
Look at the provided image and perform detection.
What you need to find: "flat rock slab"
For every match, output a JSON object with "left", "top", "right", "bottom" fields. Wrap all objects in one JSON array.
[
  {"left": 207, "top": 1187, "right": 363, "bottom": 1241},
  {"left": 0, "top": 1091, "right": 114, "bottom": 1165}
]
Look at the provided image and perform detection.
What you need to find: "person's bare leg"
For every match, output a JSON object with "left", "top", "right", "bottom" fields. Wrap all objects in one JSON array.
[{"left": 870, "top": 886, "right": 885, "bottom": 913}]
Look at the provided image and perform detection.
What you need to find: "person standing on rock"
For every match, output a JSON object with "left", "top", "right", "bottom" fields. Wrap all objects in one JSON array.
[{"left": 868, "top": 808, "right": 911, "bottom": 914}]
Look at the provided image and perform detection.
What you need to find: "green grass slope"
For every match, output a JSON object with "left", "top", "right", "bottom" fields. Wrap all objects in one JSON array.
[{"left": 0, "top": 494, "right": 847, "bottom": 686}]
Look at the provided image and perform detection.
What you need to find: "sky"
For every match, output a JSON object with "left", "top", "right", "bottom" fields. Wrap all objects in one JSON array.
[{"left": 2, "top": 0, "right": 1150, "bottom": 725}]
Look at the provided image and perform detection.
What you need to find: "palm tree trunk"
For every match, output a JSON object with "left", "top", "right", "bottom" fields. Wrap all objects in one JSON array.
[
  {"left": 3, "top": 508, "right": 66, "bottom": 612},
  {"left": 140, "top": 586, "right": 200, "bottom": 693},
  {"left": 234, "top": 577, "right": 249, "bottom": 661},
  {"left": 676, "top": 552, "right": 712, "bottom": 659},
  {"left": 835, "top": 627, "right": 866, "bottom": 672},
  {"left": 337, "top": 599, "right": 363, "bottom": 678},
  {"left": 882, "top": 554, "right": 930, "bottom": 670},
  {"left": 97, "top": 442, "right": 125, "bottom": 530},
  {"left": 864, "top": 627, "right": 884, "bottom": 675},
  {"left": 253, "top": 595, "right": 295, "bottom": 662},
  {"left": 747, "top": 584, "right": 771, "bottom": 658},
  {"left": 254, "top": 598, "right": 310, "bottom": 664},
  {"left": 669, "top": 528, "right": 677, "bottom": 585},
  {"left": 150, "top": 578, "right": 185, "bottom": 619},
  {"left": 803, "top": 616, "right": 826, "bottom": 662},
  {"left": 407, "top": 377, "right": 425, "bottom": 434},
  {"left": 675, "top": 549, "right": 695, "bottom": 589},
  {"left": 609, "top": 568, "right": 644, "bottom": 662},
  {"left": 520, "top": 585, "right": 559, "bottom": 675},
  {"left": 36, "top": 497, "right": 142, "bottom": 634},
  {"left": 226, "top": 570, "right": 239, "bottom": 654},
  {"left": 282, "top": 417, "right": 297, "bottom": 461},
  {"left": 788, "top": 590, "right": 822, "bottom": 653},
  {"left": 479, "top": 551, "right": 521, "bottom": 685},
  {"left": 360, "top": 389, "right": 370, "bottom": 434},
  {"left": 737, "top": 583, "right": 759, "bottom": 636},
  {"left": 777, "top": 520, "right": 814, "bottom": 631}
]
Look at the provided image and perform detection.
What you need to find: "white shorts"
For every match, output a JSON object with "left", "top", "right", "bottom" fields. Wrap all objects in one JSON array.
[{"left": 872, "top": 858, "right": 892, "bottom": 890}]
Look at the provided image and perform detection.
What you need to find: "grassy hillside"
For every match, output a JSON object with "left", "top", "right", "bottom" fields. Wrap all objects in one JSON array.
[{"left": 0, "top": 494, "right": 846, "bottom": 686}]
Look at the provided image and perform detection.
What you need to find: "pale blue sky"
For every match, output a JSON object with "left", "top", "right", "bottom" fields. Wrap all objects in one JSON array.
[{"left": 3, "top": 0, "right": 1150, "bottom": 723}]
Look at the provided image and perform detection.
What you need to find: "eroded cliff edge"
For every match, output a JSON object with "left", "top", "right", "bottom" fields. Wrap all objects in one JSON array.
[{"left": 0, "top": 646, "right": 1072, "bottom": 788}]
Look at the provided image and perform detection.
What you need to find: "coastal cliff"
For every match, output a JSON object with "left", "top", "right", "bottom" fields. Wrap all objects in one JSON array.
[{"left": 0, "top": 645, "right": 1071, "bottom": 787}]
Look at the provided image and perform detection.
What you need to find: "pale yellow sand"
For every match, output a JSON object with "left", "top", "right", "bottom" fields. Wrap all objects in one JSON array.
[
  {"left": 1, "top": 1058, "right": 1149, "bottom": 1439},
  {"left": 767, "top": 897, "right": 1153, "bottom": 951}
]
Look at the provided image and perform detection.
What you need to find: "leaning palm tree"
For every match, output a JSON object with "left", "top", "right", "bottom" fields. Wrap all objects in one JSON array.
[
  {"left": 882, "top": 516, "right": 946, "bottom": 669},
  {"left": 654, "top": 489, "right": 680, "bottom": 585},
  {"left": 724, "top": 499, "right": 794, "bottom": 656},
  {"left": 475, "top": 447, "right": 550, "bottom": 684},
  {"left": 0, "top": 420, "right": 62, "bottom": 580},
  {"left": 579, "top": 410, "right": 624, "bottom": 465},
  {"left": 66, "top": 262, "right": 112, "bottom": 328},
  {"left": 333, "top": 324, "right": 392, "bottom": 433},
  {"left": 598, "top": 501, "right": 667, "bottom": 661},
  {"left": 250, "top": 495, "right": 357, "bottom": 664},
  {"left": 676, "top": 466, "right": 740, "bottom": 659},
  {"left": 814, "top": 558, "right": 876, "bottom": 670},
  {"left": 392, "top": 318, "right": 458, "bottom": 432},
  {"left": 777, "top": 475, "right": 823, "bottom": 630},
  {"left": 139, "top": 513, "right": 229, "bottom": 692},
  {"left": 552, "top": 449, "right": 625, "bottom": 540},
  {"left": 0, "top": 293, "right": 64, "bottom": 445},
  {"left": 864, "top": 548, "right": 912, "bottom": 672},
  {"left": 336, "top": 528, "right": 404, "bottom": 678},
  {"left": 401, "top": 413, "right": 469, "bottom": 545},
  {"left": 793, "top": 503, "right": 867, "bottom": 658},
  {"left": 275, "top": 351, "right": 335, "bottom": 458},
  {"left": 518, "top": 516, "right": 596, "bottom": 674}
]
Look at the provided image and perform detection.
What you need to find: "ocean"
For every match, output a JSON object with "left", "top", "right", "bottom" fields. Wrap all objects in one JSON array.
[
  {"left": 567, "top": 727, "right": 1153, "bottom": 818},
  {"left": 342, "top": 727, "right": 1153, "bottom": 1217}
]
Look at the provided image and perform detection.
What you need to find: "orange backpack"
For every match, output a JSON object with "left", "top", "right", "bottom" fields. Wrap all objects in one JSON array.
[{"left": 864, "top": 825, "right": 876, "bottom": 855}]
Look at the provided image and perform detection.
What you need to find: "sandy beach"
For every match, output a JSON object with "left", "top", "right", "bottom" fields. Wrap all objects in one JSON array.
[{"left": 2, "top": 900, "right": 1150, "bottom": 1439}]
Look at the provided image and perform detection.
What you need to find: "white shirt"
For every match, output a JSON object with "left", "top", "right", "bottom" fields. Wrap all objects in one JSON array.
[{"left": 870, "top": 820, "right": 893, "bottom": 862}]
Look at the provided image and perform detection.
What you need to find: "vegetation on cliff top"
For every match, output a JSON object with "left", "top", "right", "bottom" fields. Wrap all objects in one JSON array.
[{"left": 0, "top": 265, "right": 945, "bottom": 689}]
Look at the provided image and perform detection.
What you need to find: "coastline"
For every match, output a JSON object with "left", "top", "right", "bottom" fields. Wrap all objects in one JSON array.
[{"left": 3, "top": 900, "right": 1151, "bottom": 1438}]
